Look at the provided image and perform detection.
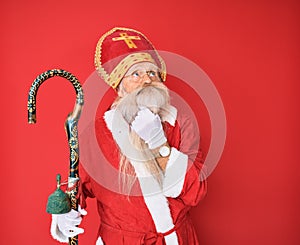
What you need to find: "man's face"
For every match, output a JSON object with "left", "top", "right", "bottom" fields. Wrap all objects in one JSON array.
[{"left": 118, "top": 62, "right": 162, "bottom": 96}]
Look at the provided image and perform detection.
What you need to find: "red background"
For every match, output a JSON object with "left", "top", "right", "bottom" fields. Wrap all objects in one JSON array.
[{"left": 1, "top": 0, "right": 299, "bottom": 244}]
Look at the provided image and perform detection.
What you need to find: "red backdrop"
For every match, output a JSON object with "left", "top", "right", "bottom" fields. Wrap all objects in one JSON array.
[{"left": 1, "top": 0, "right": 299, "bottom": 244}]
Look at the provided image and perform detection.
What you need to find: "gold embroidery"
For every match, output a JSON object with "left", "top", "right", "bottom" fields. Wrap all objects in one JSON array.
[{"left": 112, "top": 32, "right": 141, "bottom": 49}]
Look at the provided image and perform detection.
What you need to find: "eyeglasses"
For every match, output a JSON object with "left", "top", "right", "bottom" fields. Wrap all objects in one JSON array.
[{"left": 124, "top": 70, "right": 161, "bottom": 82}]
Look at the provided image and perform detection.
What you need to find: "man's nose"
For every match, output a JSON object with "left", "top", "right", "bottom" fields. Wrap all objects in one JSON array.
[{"left": 141, "top": 73, "right": 152, "bottom": 84}]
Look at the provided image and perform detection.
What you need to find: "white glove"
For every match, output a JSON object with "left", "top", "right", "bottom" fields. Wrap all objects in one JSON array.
[
  {"left": 131, "top": 107, "right": 167, "bottom": 149},
  {"left": 51, "top": 207, "right": 87, "bottom": 242}
]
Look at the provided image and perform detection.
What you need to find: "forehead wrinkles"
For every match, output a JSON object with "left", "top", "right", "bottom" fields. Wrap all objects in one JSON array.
[{"left": 127, "top": 62, "right": 159, "bottom": 74}]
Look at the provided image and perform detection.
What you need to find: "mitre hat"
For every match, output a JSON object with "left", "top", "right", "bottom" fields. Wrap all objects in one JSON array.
[{"left": 95, "top": 27, "right": 166, "bottom": 89}]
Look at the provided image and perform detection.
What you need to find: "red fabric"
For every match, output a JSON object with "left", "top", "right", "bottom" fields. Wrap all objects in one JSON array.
[{"left": 79, "top": 110, "right": 207, "bottom": 244}]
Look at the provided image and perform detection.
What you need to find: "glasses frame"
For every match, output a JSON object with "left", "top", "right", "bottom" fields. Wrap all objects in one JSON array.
[{"left": 124, "top": 69, "right": 162, "bottom": 82}]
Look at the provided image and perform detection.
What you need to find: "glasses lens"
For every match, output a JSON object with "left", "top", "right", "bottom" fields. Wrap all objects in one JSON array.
[{"left": 126, "top": 70, "right": 161, "bottom": 82}]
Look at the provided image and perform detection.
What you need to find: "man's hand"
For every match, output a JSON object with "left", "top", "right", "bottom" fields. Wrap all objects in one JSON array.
[
  {"left": 53, "top": 207, "right": 87, "bottom": 238},
  {"left": 131, "top": 107, "right": 167, "bottom": 149}
]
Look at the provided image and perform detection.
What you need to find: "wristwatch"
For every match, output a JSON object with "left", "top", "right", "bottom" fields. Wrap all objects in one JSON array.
[{"left": 159, "top": 145, "right": 171, "bottom": 157}]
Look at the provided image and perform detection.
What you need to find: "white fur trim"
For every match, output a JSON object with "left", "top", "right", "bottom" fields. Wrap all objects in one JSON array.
[
  {"left": 103, "top": 109, "right": 115, "bottom": 132},
  {"left": 131, "top": 160, "right": 179, "bottom": 245},
  {"left": 165, "top": 232, "right": 180, "bottom": 244},
  {"left": 96, "top": 236, "right": 104, "bottom": 245},
  {"left": 163, "top": 147, "right": 188, "bottom": 198},
  {"left": 50, "top": 215, "right": 68, "bottom": 243},
  {"left": 104, "top": 109, "right": 145, "bottom": 161}
]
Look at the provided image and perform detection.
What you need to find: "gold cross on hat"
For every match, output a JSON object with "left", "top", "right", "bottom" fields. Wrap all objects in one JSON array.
[{"left": 112, "top": 32, "right": 141, "bottom": 48}]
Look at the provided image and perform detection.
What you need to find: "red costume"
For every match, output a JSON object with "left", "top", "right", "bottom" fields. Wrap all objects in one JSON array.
[{"left": 79, "top": 106, "right": 207, "bottom": 245}]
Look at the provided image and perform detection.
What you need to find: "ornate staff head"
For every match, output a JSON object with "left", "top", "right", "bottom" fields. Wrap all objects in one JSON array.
[{"left": 27, "top": 69, "right": 84, "bottom": 124}]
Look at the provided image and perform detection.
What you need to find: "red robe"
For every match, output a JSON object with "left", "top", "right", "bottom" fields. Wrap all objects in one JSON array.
[{"left": 79, "top": 107, "right": 207, "bottom": 245}]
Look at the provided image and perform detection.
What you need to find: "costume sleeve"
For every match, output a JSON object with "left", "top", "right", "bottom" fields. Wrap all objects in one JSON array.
[
  {"left": 79, "top": 165, "right": 95, "bottom": 209},
  {"left": 163, "top": 114, "right": 207, "bottom": 206}
]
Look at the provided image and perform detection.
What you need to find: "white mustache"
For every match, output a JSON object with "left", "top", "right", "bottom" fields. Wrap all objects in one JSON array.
[{"left": 116, "top": 83, "right": 170, "bottom": 124}]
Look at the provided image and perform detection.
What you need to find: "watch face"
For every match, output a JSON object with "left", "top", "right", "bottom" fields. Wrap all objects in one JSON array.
[{"left": 159, "top": 145, "right": 170, "bottom": 157}]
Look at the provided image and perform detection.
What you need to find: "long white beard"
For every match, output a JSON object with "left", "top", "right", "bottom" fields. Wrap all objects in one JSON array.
[{"left": 113, "top": 82, "right": 171, "bottom": 194}]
